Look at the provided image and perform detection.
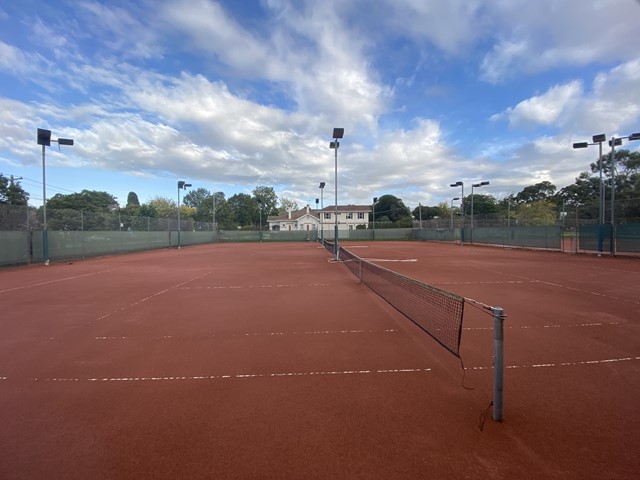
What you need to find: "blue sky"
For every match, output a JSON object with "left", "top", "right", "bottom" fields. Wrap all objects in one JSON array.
[{"left": 1, "top": 0, "right": 639, "bottom": 210}]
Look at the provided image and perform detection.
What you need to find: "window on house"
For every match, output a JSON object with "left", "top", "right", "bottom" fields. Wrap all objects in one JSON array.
[
  {"left": 358, "top": 212, "right": 365, "bottom": 219},
  {"left": 346, "top": 213, "right": 353, "bottom": 219},
  {"left": 324, "top": 213, "right": 331, "bottom": 219}
]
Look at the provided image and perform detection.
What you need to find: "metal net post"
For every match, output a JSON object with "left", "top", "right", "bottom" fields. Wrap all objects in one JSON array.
[{"left": 492, "top": 306, "right": 506, "bottom": 421}]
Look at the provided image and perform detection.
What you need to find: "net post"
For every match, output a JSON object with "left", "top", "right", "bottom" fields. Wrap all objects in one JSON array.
[{"left": 492, "top": 306, "right": 505, "bottom": 422}]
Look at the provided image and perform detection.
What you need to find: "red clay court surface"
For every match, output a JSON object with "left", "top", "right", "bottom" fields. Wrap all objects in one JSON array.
[{"left": 0, "top": 241, "right": 638, "bottom": 479}]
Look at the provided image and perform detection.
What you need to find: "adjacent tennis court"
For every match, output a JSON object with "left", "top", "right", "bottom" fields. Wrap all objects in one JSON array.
[{"left": 0, "top": 241, "right": 638, "bottom": 479}]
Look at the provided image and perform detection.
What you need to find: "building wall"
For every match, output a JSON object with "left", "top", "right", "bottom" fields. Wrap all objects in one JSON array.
[{"left": 268, "top": 208, "right": 370, "bottom": 232}]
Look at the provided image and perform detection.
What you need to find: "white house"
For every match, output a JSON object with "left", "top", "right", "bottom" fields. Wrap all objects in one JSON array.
[{"left": 267, "top": 204, "right": 371, "bottom": 232}]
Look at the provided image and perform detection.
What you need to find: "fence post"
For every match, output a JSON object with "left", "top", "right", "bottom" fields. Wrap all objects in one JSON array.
[{"left": 492, "top": 306, "right": 506, "bottom": 422}]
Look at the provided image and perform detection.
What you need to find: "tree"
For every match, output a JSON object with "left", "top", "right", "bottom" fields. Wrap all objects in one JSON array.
[
  {"left": 514, "top": 181, "right": 556, "bottom": 204},
  {"left": 514, "top": 200, "right": 558, "bottom": 226},
  {"left": 47, "top": 190, "right": 118, "bottom": 212},
  {"left": 278, "top": 197, "right": 298, "bottom": 214},
  {"left": 463, "top": 193, "right": 498, "bottom": 216},
  {"left": 0, "top": 174, "right": 29, "bottom": 205},
  {"left": 556, "top": 172, "right": 599, "bottom": 218},
  {"left": 183, "top": 188, "right": 211, "bottom": 209},
  {"left": 412, "top": 204, "right": 442, "bottom": 220},
  {"left": 144, "top": 196, "right": 177, "bottom": 218},
  {"left": 227, "top": 193, "right": 255, "bottom": 227},
  {"left": 126, "top": 192, "right": 140, "bottom": 207},
  {"left": 374, "top": 195, "right": 412, "bottom": 225},
  {"left": 253, "top": 186, "right": 278, "bottom": 217}
]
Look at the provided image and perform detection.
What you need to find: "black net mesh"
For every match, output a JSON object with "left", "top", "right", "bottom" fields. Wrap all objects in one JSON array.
[{"left": 338, "top": 245, "right": 465, "bottom": 357}]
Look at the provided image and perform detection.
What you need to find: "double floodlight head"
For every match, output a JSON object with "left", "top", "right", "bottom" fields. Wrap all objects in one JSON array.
[
  {"left": 178, "top": 181, "right": 192, "bottom": 189},
  {"left": 592, "top": 134, "right": 606, "bottom": 143},
  {"left": 473, "top": 181, "right": 490, "bottom": 188},
  {"left": 450, "top": 181, "right": 463, "bottom": 187},
  {"left": 573, "top": 142, "right": 589, "bottom": 149},
  {"left": 319, "top": 182, "right": 325, "bottom": 188},
  {"left": 37, "top": 128, "right": 74, "bottom": 147},
  {"left": 373, "top": 197, "right": 378, "bottom": 203},
  {"left": 628, "top": 132, "right": 640, "bottom": 141},
  {"left": 332, "top": 128, "right": 344, "bottom": 139},
  {"left": 609, "top": 138, "right": 622, "bottom": 147},
  {"left": 453, "top": 197, "right": 460, "bottom": 201}
]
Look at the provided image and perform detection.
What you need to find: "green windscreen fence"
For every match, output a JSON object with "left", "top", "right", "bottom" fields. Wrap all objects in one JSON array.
[
  {"left": 578, "top": 223, "right": 640, "bottom": 254},
  {"left": 617, "top": 224, "right": 640, "bottom": 253},
  {"left": 469, "top": 226, "right": 562, "bottom": 249},
  {"left": 578, "top": 224, "right": 612, "bottom": 253},
  {"left": 0, "top": 232, "right": 30, "bottom": 266}
]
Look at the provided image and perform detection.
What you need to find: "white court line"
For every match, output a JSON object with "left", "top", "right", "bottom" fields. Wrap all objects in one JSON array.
[
  {"left": 179, "top": 283, "right": 333, "bottom": 290},
  {"left": 0, "top": 270, "right": 112, "bottom": 294},
  {"left": 94, "top": 329, "right": 399, "bottom": 340},
  {"left": 485, "top": 270, "right": 640, "bottom": 306},
  {"left": 363, "top": 258, "right": 418, "bottom": 263},
  {"left": 465, "top": 356, "right": 640, "bottom": 371},
  {"left": 8, "top": 357, "right": 640, "bottom": 383},
  {"left": 463, "top": 321, "right": 620, "bottom": 331},
  {"left": 28, "top": 368, "right": 431, "bottom": 383},
  {"left": 94, "top": 271, "right": 213, "bottom": 322}
]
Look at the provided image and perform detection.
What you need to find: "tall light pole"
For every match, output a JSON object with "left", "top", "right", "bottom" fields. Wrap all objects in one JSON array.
[
  {"left": 450, "top": 181, "right": 464, "bottom": 244},
  {"left": 37, "top": 128, "right": 74, "bottom": 265},
  {"left": 450, "top": 197, "right": 459, "bottom": 229},
  {"left": 573, "top": 134, "right": 606, "bottom": 256},
  {"left": 372, "top": 197, "right": 378, "bottom": 240},
  {"left": 257, "top": 198, "right": 263, "bottom": 242},
  {"left": 608, "top": 132, "right": 640, "bottom": 256},
  {"left": 177, "top": 180, "right": 191, "bottom": 249},
  {"left": 471, "top": 181, "right": 490, "bottom": 243},
  {"left": 212, "top": 192, "right": 216, "bottom": 232},
  {"left": 319, "top": 182, "right": 325, "bottom": 243},
  {"left": 330, "top": 127, "right": 344, "bottom": 261}
]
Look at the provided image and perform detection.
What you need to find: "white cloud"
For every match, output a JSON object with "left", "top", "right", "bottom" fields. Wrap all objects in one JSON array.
[
  {"left": 501, "top": 81, "right": 583, "bottom": 129},
  {"left": 479, "top": 0, "right": 640, "bottom": 83}
]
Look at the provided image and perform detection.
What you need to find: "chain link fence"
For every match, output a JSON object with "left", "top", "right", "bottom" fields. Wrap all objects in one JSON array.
[{"left": 0, "top": 204, "right": 215, "bottom": 232}]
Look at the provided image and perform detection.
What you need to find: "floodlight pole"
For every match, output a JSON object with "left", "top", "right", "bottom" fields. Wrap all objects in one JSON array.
[
  {"left": 330, "top": 128, "right": 344, "bottom": 261},
  {"left": 572, "top": 135, "right": 606, "bottom": 256},
  {"left": 319, "top": 182, "right": 325, "bottom": 243},
  {"left": 177, "top": 180, "right": 191, "bottom": 249},
  {"left": 609, "top": 138, "right": 619, "bottom": 256},
  {"left": 450, "top": 197, "right": 459, "bottom": 229},
  {"left": 372, "top": 197, "right": 378, "bottom": 240},
  {"left": 41, "top": 143, "right": 47, "bottom": 263},
  {"left": 257, "top": 198, "right": 263, "bottom": 242},
  {"left": 37, "top": 128, "right": 74, "bottom": 265},
  {"left": 450, "top": 182, "right": 464, "bottom": 244},
  {"left": 471, "top": 181, "right": 489, "bottom": 244}
]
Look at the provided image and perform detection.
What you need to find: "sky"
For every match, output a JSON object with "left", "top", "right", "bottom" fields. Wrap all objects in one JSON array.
[{"left": 1, "top": 0, "right": 640, "bottom": 211}]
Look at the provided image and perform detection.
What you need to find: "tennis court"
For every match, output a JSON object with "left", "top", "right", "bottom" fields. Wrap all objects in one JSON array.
[{"left": 1, "top": 241, "right": 638, "bottom": 479}]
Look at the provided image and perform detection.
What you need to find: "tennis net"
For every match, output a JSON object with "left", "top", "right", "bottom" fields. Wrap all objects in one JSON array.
[{"left": 337, "top": 245, "right": 465, "bottom": 357}]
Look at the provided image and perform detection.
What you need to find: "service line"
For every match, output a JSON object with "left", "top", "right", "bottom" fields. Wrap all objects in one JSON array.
[
  {"left": 465, "top": 356, "right": 640, "bottom": 371},
  {"left": 27, "top": 368, "right": 431, "bottom": 383},
  {"left": 0, "top": 269, "right": 112, "bottom": 294},
  {"left": 94, "top": 329, "right": 398, "bottom": 340}
]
